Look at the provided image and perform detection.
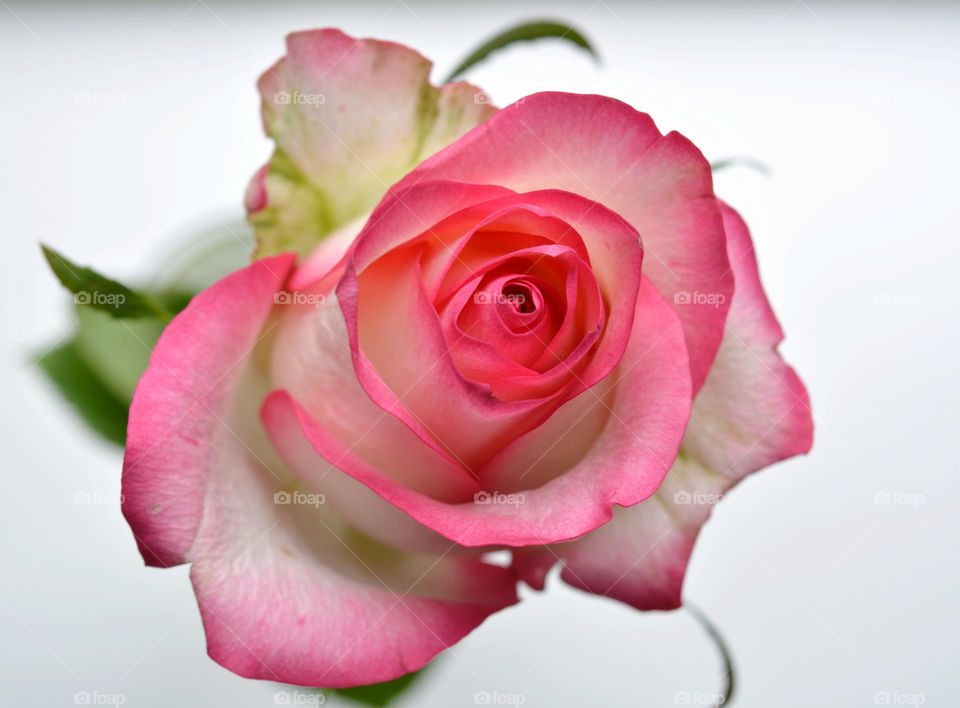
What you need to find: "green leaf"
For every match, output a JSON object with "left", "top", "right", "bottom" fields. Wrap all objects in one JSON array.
[
  {"left": 36, "top": 222, "right": 240, "bottom": 443},
  {"left": 711, "top": 156, "right": 772, "bottom": 177},
  {"left": 333, "top": 669, "right": 425, "bottom": 707},
  {"left": 72, "top": 305, "right": 167, "bottom": 405},
  {"left": 36, "top": 292, "right": 194, "bottom": 446},
  {"left": 444, "top": 20, "right": 599, "bottom": 83},
  {"left": 35, "top": 339, "right": 130, "bottom": 446},
  {"left": 36, "top": 221, "right": 244, "bottom": 444},
  {"left": 41, "top": 244, "right": 172, "bottom": 321}
]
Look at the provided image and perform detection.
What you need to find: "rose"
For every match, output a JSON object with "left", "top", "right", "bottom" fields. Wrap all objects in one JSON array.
[{"left": 121, "top": 29, "right": 813, "bottom": 688}]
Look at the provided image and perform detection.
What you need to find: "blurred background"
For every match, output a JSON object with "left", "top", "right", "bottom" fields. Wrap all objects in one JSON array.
[{"left": 2, "top": 1, "right": 959, "bottom": 706}]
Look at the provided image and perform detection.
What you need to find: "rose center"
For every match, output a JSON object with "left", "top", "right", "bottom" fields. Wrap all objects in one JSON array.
[
  {"left": 493, "top": 277, "right": 549, "bottom": 335},
  {"left": 502, "top": 282, "right": 536, "bottom": 314}
]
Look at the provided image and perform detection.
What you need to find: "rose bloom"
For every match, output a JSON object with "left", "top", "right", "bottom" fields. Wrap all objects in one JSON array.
[{"left": 121, "top": 29, "right": 812, "bottom": 687}]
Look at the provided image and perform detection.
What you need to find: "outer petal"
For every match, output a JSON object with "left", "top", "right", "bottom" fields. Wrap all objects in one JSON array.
[
  {"left": 188, "top": 432, "right": 517, "bottom": 688},
  {"left": 264, "top": 278, "right": 691, "bottom": 547},
  {"left": 120, "top": 255, "right": 516, "bottom": 688},
  {"left": 249, "top": 29, "right": 496, "bottom": 258},
  {"left": 121, "top": 254, "right": 296, "bottom": 567},
  {"left": 393, "top": 91, "right": 733, "bottom": 392},
  {"left": 541, "top": 203, "right": 813, "bottom": 610}
]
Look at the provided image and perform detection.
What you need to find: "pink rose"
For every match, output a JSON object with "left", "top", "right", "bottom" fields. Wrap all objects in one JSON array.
[{"left": 122, "top": 29, "right": 812, "bottom": 687}]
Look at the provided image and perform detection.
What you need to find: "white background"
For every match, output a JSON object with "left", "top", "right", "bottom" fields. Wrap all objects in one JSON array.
[{"left": 2, "top": 1, "right": 959, "bottom": 706}]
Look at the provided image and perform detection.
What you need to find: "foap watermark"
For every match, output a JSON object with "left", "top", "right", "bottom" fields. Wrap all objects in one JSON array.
[
  {"left": 73, "top": 691, "right": 126, "bottom": 706},
  {"left": 73, "top": 490, "right": 123, "bottom": 506},
  {"left": 273, "top": 689, "right": 326, "bottom": 705},
  {"left": 473, "top": 690, "right": 526, "bottom": 705},
  {"left": 274, "top": 90, "right": 326, "bottom": 106},
  {"left": 673, "top": 490, "right": 723, "bottom": 506},
  {"left": 674, "top": 290, "right": 726, "bottom": 308},
  {"left": 74, "top": 291, "right": 126, "bottom": 309},
  {"left": 274, "top": 291, "right": 325, "bottom": 308},
  {"left": 873, "top": 491, "right": 925, "bottom": 508},
  {"left": 273, "top": 91, "right": 327, "bottom": 106},
  {"left": 474, "top": 490, "right": 525, "bottom": 508},
  {"left": 274, "top": 490, "right": 326, "bottom": 508},
  {"left": 474, "top": 291, "right": 527, "bottom": 307},
  {"left": 74, "top": 91, "right": 125, "bottom": 107},
  {"left": 874, "top": 690, "right": 926, "bottom": 705},
  {"left": 674, "top": 691, "right": 725, "bottom": 705}
]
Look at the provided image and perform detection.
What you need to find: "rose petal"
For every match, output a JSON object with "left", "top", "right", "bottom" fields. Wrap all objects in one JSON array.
[
  {"left": 393, "top": 92, "right": 733, "bottom": 392},
  {"left": 188, "top": 424, "right": 517, "bottom": 688},
  {"left": 121, "top": 254, "right": 296, "bottom": 567},
  {"left": 269, "top": 291, "right": 481, "bottom": 501},
  {"left": 263, "top": 277, "right": 691, "bottom": 547},
  {"left": 480, "top": 277, "right": 690, "bottom": 494},
  {"left": 287, "top": 213, "right": 367, "bottom": 291},
  {"left": 340, "top": 182, "right": 644, "bottom": 466},
  {"left": 535, "top": 203, "right": 814, "bottom": 610},
  {"left": 122, "top": 252, "right": 516, "bottom": 687},
  {"left": 341, "top": 258, "right": 552, "bottom": 471},
  {"left": 250, "top": 29, "right": 495, "bottom": 258}
]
